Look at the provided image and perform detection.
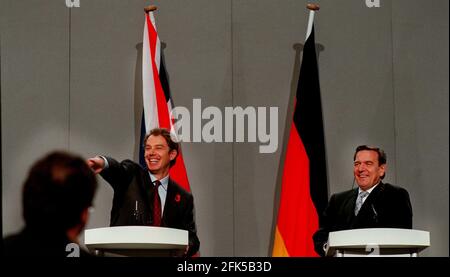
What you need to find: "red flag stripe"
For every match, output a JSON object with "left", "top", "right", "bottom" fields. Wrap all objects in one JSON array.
[
  {"left": 142, "top": 12, "right": 191, "bottom": 192},
  {"left": 145, "top": 14, "right": 171, "bottom": 129},
  {"left": 273, "top": 23, "right": 327, "bottom": 257},
  {"left": 277, "top": 120, "right": 319, "bottom": 256}
]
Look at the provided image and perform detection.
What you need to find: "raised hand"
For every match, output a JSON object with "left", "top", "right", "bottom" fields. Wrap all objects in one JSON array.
[{"left": 87, "top": 156, "right": 105, "bottom": 174}]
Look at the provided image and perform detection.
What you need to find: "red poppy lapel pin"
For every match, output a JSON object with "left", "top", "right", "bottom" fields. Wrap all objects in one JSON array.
[{"left": 175, "top": 194, "right": 181, "bottom": 203}]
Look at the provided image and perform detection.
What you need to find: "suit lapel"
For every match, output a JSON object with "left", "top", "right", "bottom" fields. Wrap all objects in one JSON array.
[
  {"left": 162, "top": 178, "right": 176, "bottom": 226},
  {"left": 354, "top": 182, "right": 385, "bottom": 226},
  {"left": 346, "top": 189, "right": 358, "bottom": 226},
  {"left": 140, "top": 170, "right": 154, "bottom": 219},
  {"left": 358, "top": 182, "right": 384, "bottom": 214}
]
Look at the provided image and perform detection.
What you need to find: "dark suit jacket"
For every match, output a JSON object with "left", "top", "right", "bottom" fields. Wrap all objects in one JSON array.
[
  {"left": 3, "top": 227, "right": 92, "bottom": 257},
  {"left": 100, "top": 157, "right": 200, "bottom": 256},
  {"left": 313, "top": 182, "right": 412, "bottom": 256}
]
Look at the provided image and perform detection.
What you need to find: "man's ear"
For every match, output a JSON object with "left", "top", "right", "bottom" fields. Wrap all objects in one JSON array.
[
  {"left": 379, "top": 164, "right": 387, "bottom": 179},
  {"left": 169, "top": 149, "right": 178, "bottom": 161}
]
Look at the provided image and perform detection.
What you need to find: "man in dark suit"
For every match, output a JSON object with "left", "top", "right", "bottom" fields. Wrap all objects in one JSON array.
[
  {"left": 313, "top": 145, "right": 413, "bottom": 257},
  {"left": 88, "top": 128, "right": 200, "bottom": 256},
  {"left": 3, "top": 151, "right": 98, "bottom": 257}
]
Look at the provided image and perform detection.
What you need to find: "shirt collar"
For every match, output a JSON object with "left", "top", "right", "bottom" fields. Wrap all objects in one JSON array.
[
  {"left": 149, "top": 173, "right": 169, "bottom": 191},
  {"left": 358, "top": 182, "right": 380, "bottom": 195}
]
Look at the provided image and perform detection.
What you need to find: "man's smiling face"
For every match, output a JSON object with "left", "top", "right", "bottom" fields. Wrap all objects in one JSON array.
[{"left": 353, "top": 150, "right": 386, "bottom": 191}]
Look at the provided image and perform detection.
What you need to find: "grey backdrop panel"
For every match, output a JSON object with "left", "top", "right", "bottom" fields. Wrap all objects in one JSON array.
[
  {"left": 1, "top": 0, "right": 448, "bottom": 256},
  {"left": 392, "top": 0, "right": 449, "bottom": 256},
  {"left": 1, "top": 0, "right": 70, "bottom": 236},
  {"left": 232, "top": 0, "right": 312, "bottom": 257}
]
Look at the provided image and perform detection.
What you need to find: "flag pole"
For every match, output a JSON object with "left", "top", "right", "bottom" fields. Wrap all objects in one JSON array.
[
  {"left": 144, "top": 5, "right": 157, "bottom": 13},
  {"left": 306, "top": 3, "right": 320, "bottom": 39}
]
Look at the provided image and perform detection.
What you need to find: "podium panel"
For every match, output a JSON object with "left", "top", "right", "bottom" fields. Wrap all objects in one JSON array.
[
  {"left": 326, "top": 228, "right": 430, "bottom": 257},
  {"left": 84, "top": 226, "right": 188, "bottom": 257}
]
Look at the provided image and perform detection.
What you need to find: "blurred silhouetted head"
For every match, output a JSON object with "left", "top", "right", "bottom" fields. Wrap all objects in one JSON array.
[{"left": 22, "top": 151, "right": 98, "bottom": 232}]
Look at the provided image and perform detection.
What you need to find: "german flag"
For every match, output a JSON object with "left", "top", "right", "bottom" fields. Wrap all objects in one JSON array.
[{"left": 272, "top": 25, "right": 328, "bottom": 257}]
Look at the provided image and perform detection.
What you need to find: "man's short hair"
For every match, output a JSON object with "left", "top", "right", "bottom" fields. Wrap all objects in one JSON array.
[
  {"left": 22, "top": 151, "right": 98, "bottom": 231},
  {"left": 353, "top": 145, "right": 387, "bottom": 165},
  {"left": 143, "top": 128, "right": 179, "bottom": 167}
]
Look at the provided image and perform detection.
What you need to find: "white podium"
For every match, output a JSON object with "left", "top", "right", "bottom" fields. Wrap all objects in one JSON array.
[
  {"left": 84, "top": 226, "right": 188, "bottom": 257},
  {"left": 326, "top": 228, "right": 430, "bottom": 257}
]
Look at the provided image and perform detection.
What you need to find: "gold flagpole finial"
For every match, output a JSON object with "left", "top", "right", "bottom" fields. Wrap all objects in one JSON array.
[
  {"left": 144, "top": 5, "right": 157, "bottom": 13},
  {"left": 306, "top": 3, "right": 320, "bottom": 11}
]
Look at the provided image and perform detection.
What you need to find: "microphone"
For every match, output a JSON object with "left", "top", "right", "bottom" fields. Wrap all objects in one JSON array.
[
  {"left": 371, "top": 204, "right": 378, "bottom": 223},
  {"left": 132, "top": 200, "right": 145, "bottom": 225}
]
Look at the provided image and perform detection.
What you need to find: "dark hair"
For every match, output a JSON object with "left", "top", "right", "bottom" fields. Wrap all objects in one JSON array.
[
  {"left": 353, "top": 145, "right": 387, "bottom": 165},
  {"left": 353, "top": 145, "right": 387, "bottom": 179},
  {"left": 143, "top": 128, "right": 179, "bottom": 167},
  {"left": 22, "top": 151, "right": 98, "bottom": 231}
]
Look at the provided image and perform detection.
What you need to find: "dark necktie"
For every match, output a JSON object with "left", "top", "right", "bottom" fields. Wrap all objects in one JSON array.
[{"left": 153, "top": 180, "right": 162, "bottom": 226}]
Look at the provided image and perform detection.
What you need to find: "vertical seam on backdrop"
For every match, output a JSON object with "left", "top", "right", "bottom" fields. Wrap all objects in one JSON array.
[
  {"left": 68, "top": 9, "right": 72, "bottom": 150},
  {"left": 230, "top": 0, "right": 235, "bottom": 257},
  {"left": 0, "top": 26, "right": 3, "bottom": 211},
  {"left": 389, "top": 1, "right": 398, "bottom": 183}
]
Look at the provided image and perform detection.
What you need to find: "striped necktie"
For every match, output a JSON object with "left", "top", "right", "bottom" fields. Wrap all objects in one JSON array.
[{"left": 354, "top": 191, "right": 369, "bottom": 216}]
